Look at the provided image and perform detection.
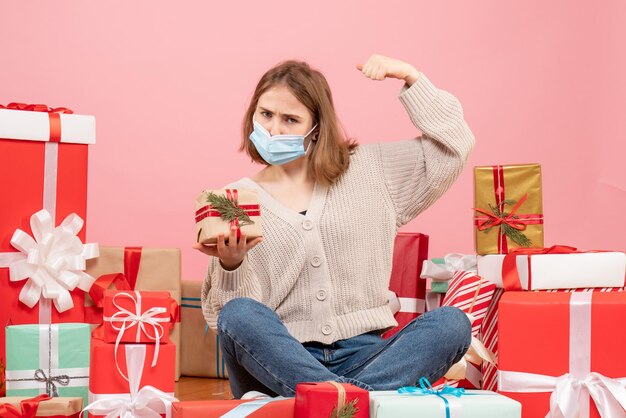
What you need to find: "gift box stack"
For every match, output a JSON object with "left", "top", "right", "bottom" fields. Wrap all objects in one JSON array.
[
  {"left": 419, "top": 163, "right": 626, "bottom": 417},
  {"left": 0, "top": 104, "right": 184, "bottom": 417}
]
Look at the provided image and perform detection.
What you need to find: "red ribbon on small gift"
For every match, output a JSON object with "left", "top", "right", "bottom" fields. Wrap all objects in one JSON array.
[
  {"left": 195, "top": 189, "right": 261, "bottom": 241},
  {"left": 473, "top": 165, "right": 544, "bottom": 253},
  {"left": 0, "top": 394, "right": 80, "bottom": 418},
  {"left": 0, "top": 103, "right": 73, "bottom": 143}
]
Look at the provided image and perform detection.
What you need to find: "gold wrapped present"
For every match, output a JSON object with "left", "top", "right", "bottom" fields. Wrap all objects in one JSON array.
[
  {"left": 195, "top": 189, "right": 262, "bottom": 245},
  {"left": 474, "top": 164, "right": 544, "bottom": 254},
  {"left": 180, "top": 280, "right": 229, "bottom": 378}
]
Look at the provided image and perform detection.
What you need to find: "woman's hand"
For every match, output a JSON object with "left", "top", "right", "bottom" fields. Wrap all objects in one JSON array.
[
  {"left": 192, "top": 227, "right": 263, "bottom": 271},
  {"left": 357, "top": 54, "right": 421, "bottom": 86}
]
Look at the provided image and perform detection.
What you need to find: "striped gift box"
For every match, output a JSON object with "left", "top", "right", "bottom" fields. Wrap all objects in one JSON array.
[{"left": 439, "top": 270, "right": 497, "bottom": 388}]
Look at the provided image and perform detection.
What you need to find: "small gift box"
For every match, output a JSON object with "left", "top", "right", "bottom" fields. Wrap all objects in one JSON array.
[
  {"left": 294, "top": 382, "right": 369, "bottom": 418},
  {"left": 195, "top": 189, "right": 262, "bottom": 245},
  {"left": 102, "top": 290, "right": 176, "bottom": 344},
  {"left": 0, "top": 395, "right": 83, "bottom": 417},
  {"left": 86, "top": 339, "right": 177, "bottom": 418},
  {"left": 5, "top": 324, "right": 90, "bottom": 407},
  {"left": 180, "top": 280, "right": 228, "bottom": 379},
  {"left": 370, "top": 386, "right": 521, "bottom": 418},
  {"left": 473, "top": 164, "right": 544, "bottom": 255},
  {"left": 477, "top": 248, "right": 626, "bottom": 290},
  {"left": 85, "top": 246, "right": 182, "bottom": 379},
  {"left": 172, "top": 398, "right": 294, "bottom": 418},
  {"left": 383, "top": 233, "right": 428, "bottom": 339},
  {"left": 498, "top": 291, "right": 626, "bottom": 418}
]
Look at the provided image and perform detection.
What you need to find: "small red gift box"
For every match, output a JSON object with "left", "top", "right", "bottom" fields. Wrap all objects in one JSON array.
[
  {"left": 102, "top": 290, "right": 176, "bottom": 344},
  {"left": 294, "top": 382, "right": 369, "bottom": 418},
  {"left": 172, "top": 398, "right": 294, "bottom": 418},
  {"left": 87, "top": 337, "right": 176, "bottom": 418}
]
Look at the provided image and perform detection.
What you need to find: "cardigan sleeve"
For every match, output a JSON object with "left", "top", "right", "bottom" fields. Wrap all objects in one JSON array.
[
  {"left": 379, "top": 73, "right": 475, "bottom": 227},
  {"left": 201, "top": 251, "right": 262, "bottom": 331}
]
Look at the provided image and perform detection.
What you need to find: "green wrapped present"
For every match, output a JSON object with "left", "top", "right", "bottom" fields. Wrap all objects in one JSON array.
[
  {"left": 5, "top": 324, "right": 90, "bottom": 407},
  {"left": 370, "top": 387, "right": 521, "bottom": 417},
  {"left": 429, "top": 259, "right": 449, "bottom": 293}
]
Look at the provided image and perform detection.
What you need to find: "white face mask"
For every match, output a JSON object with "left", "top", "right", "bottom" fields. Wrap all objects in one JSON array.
[{"left": 249, "top": 119, "right": 318, "bottom": 165}]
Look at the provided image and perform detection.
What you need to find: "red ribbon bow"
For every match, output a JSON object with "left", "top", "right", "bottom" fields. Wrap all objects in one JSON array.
[
  {"left": 195, "top": 189, "right": 261, "bottom": 241},
  {"left": 0, "top": 394, "right": 60, "bottom": 418},
  {"left": 502, "top": 245, "right": 581, "bottom": 291},
  {"left": 0, "top": 102, "right": 73, "bottom": 143},
  {"left": 473, "top": 165, "right": 544, "bottom": 253}
]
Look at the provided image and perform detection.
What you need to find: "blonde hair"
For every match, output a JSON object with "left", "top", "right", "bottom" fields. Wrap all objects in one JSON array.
[{"left": 240, "top": 60, "right": 358, "bottom": 186}]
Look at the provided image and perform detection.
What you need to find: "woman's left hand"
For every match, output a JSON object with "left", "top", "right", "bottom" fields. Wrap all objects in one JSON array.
[{"left": 357, "top": 54, "right": 421, "bottom": 86}]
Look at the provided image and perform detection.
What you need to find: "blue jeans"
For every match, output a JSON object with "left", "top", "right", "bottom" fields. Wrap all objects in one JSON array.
[{"left": 217, "top": 297, "right": 471, "bottom": 398}]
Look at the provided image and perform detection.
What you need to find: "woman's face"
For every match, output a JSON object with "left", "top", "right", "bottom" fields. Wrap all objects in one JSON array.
[{"left": 255, "top": 84, "right": 315, "bottom": 136}]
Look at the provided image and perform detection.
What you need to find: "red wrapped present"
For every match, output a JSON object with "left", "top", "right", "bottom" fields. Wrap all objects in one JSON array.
[
  {"left": 383, "top": 233, "right": 428, "bottom": 339},
  {"left": 86, "top": 339, "right": 177, "bottom": 418},
  {"left": 498, "top": 291, "right": 626, "bottom": 417},
  {"left": 102, "top": 290, "right": 177, "bottom": 345},
  {"left": 294, "top": 382, "right": 369, "bottom": 418},
  {"left": 0, "top": 103, "right": 96, "bottom": 396},
  {"left": 172, "top": 398, "right": 294, "bottom": 417},
  {"left": 85, "top": 246, "right": 182, "bottom": 379}
]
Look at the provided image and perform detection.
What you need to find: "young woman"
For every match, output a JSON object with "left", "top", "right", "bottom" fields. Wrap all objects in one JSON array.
[{"left": 194, "top": 54, "right": 475, "bottom": 398}]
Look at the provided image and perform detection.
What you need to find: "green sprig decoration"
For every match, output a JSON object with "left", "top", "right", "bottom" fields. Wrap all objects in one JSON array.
[
  {"left": 205, "top": 192, "right": 255, "bottom": 227},
  {"left": 480, "top": 199, "right": 532, "bottom": 247},
  {"left": 330, "top": 399, "right": 359, "bottom": 418}
]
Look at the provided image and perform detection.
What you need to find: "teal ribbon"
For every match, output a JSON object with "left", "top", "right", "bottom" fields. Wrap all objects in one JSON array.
[{"left": 398, "top": 377, "right": 465, "bottom": 418}]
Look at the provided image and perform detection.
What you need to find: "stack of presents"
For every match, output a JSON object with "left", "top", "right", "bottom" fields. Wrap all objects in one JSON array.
[{"left": 0, "top": 104, "right": 624, "bottom": 418}]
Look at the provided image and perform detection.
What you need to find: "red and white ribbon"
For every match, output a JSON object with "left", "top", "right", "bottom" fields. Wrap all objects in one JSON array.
[
  {"left": 84, "top": 344, "right": 177, "bottom": 418},
  {"left": 0, "top": 209, "right": 99, "bottom": 314},
  {"left": 103, "top": 291, "right": 171, "bottom": 373},
  {"left": 499, "top": 292, "right": 626, "bottom": 417}
]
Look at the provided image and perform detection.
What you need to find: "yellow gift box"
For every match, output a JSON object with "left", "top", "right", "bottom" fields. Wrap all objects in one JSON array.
[
  {"left": 473, "top": 164, "right": 544, "bottom": 254},
  {"left": 195, "top": 189, "right": 262, "bottom": 245}
]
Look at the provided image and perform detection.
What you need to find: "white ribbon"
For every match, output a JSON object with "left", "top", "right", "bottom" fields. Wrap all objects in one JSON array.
[
  {"left": 421, "top": 254, "right": 477, "bottom": 282},
  {"left": 0, "top": 209, "right": 99, "bottom": 313},
  {"left": 499, "top": 292, "right": 626, "bottom": 418},
  {"left": 445, "top": 313, "right": 496, "bottom": 382},
  {"left": 103, "top": 291, "right": 170, "bottom": 372},
  {"left": 83, "top": 344, "right": 178, "bottom": 418}
]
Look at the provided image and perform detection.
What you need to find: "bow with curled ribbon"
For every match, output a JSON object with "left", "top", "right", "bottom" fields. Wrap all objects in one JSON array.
[
  {"left": 0, "top": 209, "right": 99, "bottom": 313},
  {"left": 103, "top": 291, "right": 175, "bottom": 373},
  {"left": 83, "top": 344, "right": 177, "bottom": 418}
]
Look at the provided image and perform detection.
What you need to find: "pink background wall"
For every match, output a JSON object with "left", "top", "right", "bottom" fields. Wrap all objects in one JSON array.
[{"left": 2, "top": 1, "right": 624, "bottom": 281}]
